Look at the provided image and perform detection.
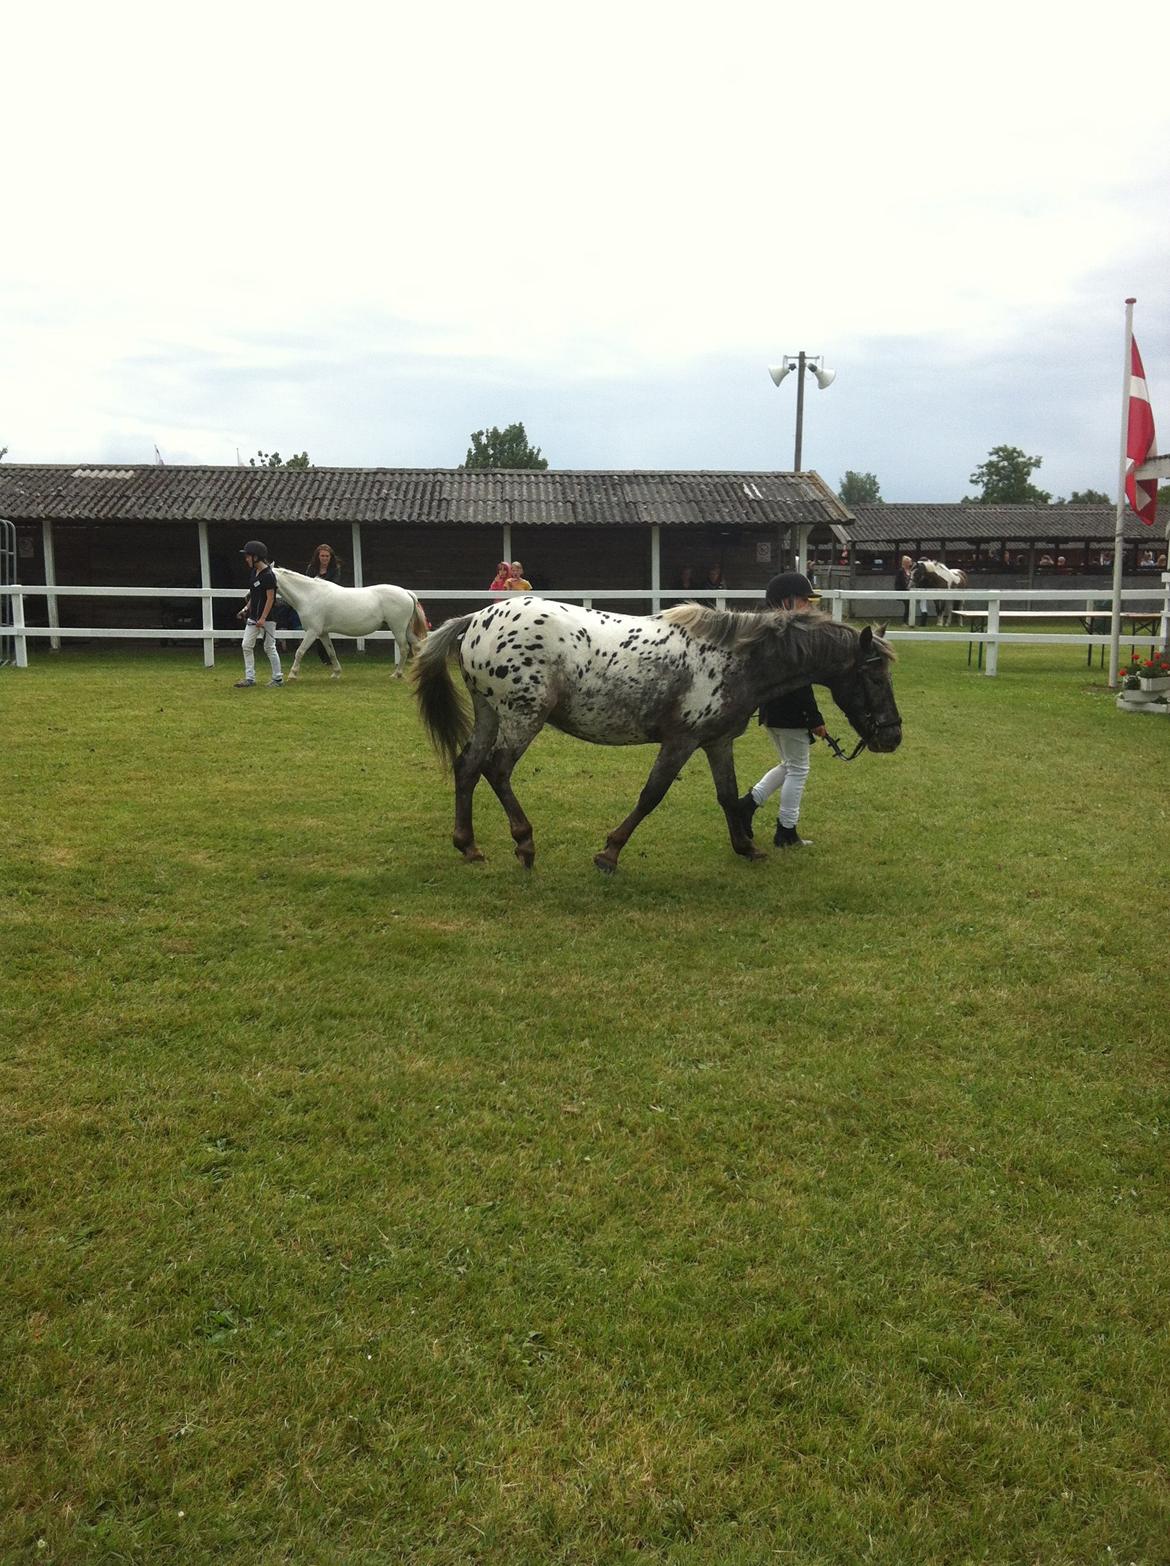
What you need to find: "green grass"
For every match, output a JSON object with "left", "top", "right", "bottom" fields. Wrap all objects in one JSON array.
[{"left": 2, "top": 644, "right": 1169, "bottom": 1564}]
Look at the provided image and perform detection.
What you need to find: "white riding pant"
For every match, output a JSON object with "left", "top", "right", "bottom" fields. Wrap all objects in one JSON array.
[
  {"left": 750, "top": 727, "right": 812, "bottom": 828},
  {"left": 242, "top": 619, "right": 282, "bottom": 681}
]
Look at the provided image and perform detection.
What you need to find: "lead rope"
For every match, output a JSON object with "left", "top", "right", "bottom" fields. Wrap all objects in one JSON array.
[{"left": 822, "top": 731, "right": 868, "bottom": 763}]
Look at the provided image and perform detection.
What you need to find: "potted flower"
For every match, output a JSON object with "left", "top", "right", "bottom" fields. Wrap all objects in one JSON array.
[
  {"left": 1138, "top": 654, "right": 1170, "bottom": 693},
  {"left": 1122, "top": 657, "right": 1143, "bottom": 691}
]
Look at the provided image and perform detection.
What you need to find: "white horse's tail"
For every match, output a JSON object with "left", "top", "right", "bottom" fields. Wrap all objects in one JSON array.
[{"left": 407, "top": 597, "right": 429, "bottom": 653}]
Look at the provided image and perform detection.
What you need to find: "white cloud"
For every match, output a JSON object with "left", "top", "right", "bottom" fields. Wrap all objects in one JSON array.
[{"left": 2, "top": 0, "right": 1169, "bottom": 480}]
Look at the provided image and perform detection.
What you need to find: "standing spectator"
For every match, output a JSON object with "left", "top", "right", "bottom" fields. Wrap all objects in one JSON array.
[
  {"left": 507, "top": 561, "right": 532, "bottom": 591},
  {"left": 489, "top": 561, "right": 511, "bottom": 590},
  {"left": 894, "top": 553, "right": 913, "bottom": 622},
  {"left": 235, "top": 541, "right": 283, "bottom": 688},
  {"left": 735, "top": 572, "right": 827, "bottom": 848},
  {"left": 305, "top": 543, "right": 343, "bottom": 664}
]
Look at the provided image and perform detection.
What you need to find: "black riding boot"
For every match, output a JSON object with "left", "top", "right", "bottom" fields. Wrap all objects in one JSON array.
[
  {"left": 734, "top": 791, "right": 759, "bottom": 837},
  {"left": 774, "top": 821, "right": 812, "bottom": 848}
]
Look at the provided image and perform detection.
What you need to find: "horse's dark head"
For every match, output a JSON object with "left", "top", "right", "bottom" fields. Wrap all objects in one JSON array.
[
  {"left": 907, "top": 561, "right": 928, "bottom": 589},
  {"left": 826, "top": 625, "right": 902, "bottom": 753}
]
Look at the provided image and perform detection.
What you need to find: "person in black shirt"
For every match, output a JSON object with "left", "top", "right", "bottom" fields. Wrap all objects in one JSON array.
[
  {"left": 234, "top": 540, "right": 283, "bottom": 688},
  {"left": 304, "top": 543, "right": 343, "bottom": 665},
  {"left": 736, "top": 572, "right": 828, "bottom": 848}
]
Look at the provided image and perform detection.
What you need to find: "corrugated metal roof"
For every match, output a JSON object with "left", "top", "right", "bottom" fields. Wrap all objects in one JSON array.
[
  {"left": 0, "top": 464, "right": 848, "bottom": 528},
  {"left": 845, "top": 502, "right": 1155, "bottom": 546}
]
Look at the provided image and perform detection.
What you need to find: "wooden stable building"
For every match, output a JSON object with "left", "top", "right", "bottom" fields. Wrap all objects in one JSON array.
[{"left": 0, "top": 463, "right": 849, "bottom": 636}]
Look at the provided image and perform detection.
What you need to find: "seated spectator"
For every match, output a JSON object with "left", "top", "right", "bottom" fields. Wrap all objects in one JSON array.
[
  {"left": 1038, "top": 553, "right": 1054, "bottom": 566},
  {"left": 489, "top": 561, "right": 511, "bottom": 590},
  {"left": 507, "top": 561, "right": 532, "bottom": 591},
  {"left": 679, "top": 566, "right": 695, "bottom": 590},
  {"left": 1158, "top": 554, "right": 1167, "bottom": 568}
]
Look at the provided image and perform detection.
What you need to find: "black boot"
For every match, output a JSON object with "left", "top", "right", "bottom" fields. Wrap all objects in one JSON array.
[
  {"left": 774, "top": 821, "right": 812, "bottom": 849},
  {"left": 734, "top": 791, "right": 759, "bottom": 837}
]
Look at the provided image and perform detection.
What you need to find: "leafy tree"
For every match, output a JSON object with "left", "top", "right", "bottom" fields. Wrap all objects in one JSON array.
[
  {"left": 838, "top": 470, "right": 882, "bottom": 505},
  {"left": 250, "top": 450, "right": 311, "bottom": 469},
  {"left": 968, "top": 445, "right": 1051, "bottom": 504},
  {"left": 1057, "top": 488, "right": 1110, "bottom": 505},
  {"left": 463, "top": 423, "right": 547, "bottom": 470}
]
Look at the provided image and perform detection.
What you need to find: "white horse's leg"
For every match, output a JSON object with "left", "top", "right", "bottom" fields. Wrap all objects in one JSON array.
[
  {"left": 389, "top": 616, "right": 408, "bottom": 678},
  {"left": 320, "top": 633, "right": 342, "bottom": 678},
  {"left": 289, "top": 627, "right": 318, "bottom": 680}
]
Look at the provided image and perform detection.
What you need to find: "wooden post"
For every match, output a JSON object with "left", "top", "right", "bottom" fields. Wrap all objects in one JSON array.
[
  {"left": 985, "top": 595, "right": 1000, "bottom": 677},
  {"left": 650, "top": 525, "right": 661, "bottom": 613},
  {"left": 197, "top": 521, "right": 214, "bottom": 668},
  {"left": 42, "top": 519, "right": 60, "bottom": 651},
  {"left": 350, "top": 521, "right": 365, "bottom": 654}
]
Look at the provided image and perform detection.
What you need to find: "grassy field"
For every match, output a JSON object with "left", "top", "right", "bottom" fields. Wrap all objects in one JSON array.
[{"left": 2, "top": 641, "right": 1169, "bottom": 1564}]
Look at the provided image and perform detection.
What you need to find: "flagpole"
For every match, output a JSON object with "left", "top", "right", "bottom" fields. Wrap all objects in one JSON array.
[{"left": 1108, "top": 298, "right": 1136, "bottom": 687}]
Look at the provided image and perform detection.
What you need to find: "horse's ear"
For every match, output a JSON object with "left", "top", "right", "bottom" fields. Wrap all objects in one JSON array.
[{"left": 875, "top": 622, "right": 887, "bottom": 639}]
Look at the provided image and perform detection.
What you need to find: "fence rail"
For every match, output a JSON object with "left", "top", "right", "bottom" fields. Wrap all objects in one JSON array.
[{"left": 1, "top": 582, "right": 1167, "bottom": 677}]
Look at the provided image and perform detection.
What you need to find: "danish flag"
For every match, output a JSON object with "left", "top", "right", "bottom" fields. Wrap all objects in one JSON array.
[{"left": 1126, "top": 337, "right": 1158, "bottom": 526}]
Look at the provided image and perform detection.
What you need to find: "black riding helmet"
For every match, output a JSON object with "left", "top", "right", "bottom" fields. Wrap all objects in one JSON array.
[
  {"left": 240, "top": 540, "right": 270, "bottom": 561},
  {"left": 765, "top": 571, "right": 820, "bottom": 607}
]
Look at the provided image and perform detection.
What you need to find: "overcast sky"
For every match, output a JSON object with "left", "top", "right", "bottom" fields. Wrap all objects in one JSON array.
[{"left": 3, "top": 0, "right": 1169, "bottom": 502}]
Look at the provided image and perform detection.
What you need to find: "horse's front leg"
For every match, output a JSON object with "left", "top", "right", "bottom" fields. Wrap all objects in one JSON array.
[
  {"left": 289, "top": 628, "right": 317, "bottom": 680},
  {"left": 704, "top": 735, "right": 767, "bottom": 862},
  {"left": 594, "top": 738, "right": 697, "bottom": 874},
  {"left": 320, "top": 633, "right": 342, "bottom": 678}
]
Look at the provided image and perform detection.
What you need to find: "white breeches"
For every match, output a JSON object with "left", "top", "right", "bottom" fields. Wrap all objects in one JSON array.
[
  {"left": 242, "top": 619, "right": 282, "bottom": 681},
  {"left": 750, "top": 727, "right": 812, "bottom": 828}
]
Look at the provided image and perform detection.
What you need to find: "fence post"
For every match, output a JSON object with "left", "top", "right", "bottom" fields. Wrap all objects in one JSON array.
[
  {"left": 11, "top": 584, "right": 28, "bottom": 667},
  {"left": 197, "top": 521, "right": 215, "bottom": 668},
  {"left": 351, "top": 521, "right": 366, "bottom": 655},
  {"left": 985, "top": 595, "right": 1000, "bottom": 677},
  {"left": 830, "top": 593, "right": 844, "bottom": 623},
  {"left": 42, "top": 519, "right": 60, "bottom": 651},
  {"left": 650, "top": 526, "right": 661, "bottom": 614}
]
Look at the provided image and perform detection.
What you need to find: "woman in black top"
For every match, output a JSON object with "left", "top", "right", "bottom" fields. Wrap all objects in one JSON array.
[{"left": 304, "top": 543, "right": 343, "bottom": 663}]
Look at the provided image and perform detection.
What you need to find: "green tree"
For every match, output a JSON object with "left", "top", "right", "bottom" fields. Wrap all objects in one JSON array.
[
  {"left": 838, "top": 470, "right": 882, "bottom": 505},
  {"left": 1057, "top": 488, "right": 1110, "bottom": 505},
  {"left": 250, "top": 450, "right": 311, "bottom": 469},
  {"left": 463, "top": 423, "right": 547, "bottom": 470},
  {"left": 968, "top": 445, "right": 1051, "bottom": 504}
]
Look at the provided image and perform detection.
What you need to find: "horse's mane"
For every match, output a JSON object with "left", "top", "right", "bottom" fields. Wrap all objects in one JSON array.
[
  {"left": 659, "top": 602, "right": 895, "bottom": 663},
  {"left": 659, "top": 602, "right": 824, "bottom": 648}
]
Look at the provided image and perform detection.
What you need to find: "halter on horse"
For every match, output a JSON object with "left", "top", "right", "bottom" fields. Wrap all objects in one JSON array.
[
  {"left": 413, "top": 598, "right": 901, "bottom": 873},
  {"left": 273, "top": 569, "right": 428, "bottom": 680}
]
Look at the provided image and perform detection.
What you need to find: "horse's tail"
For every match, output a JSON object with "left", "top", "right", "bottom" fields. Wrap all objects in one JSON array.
[
  {"left": 407, "top": 597, "right": 429, "bottom": 653},
  {"left": 412, "top": 613, "right": 475, "bottom": 770}
]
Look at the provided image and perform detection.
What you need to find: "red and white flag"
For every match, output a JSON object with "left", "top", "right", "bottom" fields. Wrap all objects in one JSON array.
[{"left": 1126, "top": 336, "right": 1158, "bottom": 526}]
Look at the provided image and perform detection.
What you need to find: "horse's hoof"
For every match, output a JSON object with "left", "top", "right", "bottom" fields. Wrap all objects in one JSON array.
[
  {"left": 593, "top": 854, "right": 617, "bottom": 875},
  {"left": 746, "top": 846, "right": 768, "bottom": 863},
  {"left": 330, "top": 671, "right": 341, "bottom": 680}
]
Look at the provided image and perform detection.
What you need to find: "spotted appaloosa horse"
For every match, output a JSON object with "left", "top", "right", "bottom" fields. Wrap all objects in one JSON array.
[
  {"left": 273, "top": 568, "right": 428, "bottom": 680},
  {"left": 413, "top": 596, "right": 901, "bottom": 873},
  {"left": 908, "top": 560, "right": 968, "bottom": 626}
]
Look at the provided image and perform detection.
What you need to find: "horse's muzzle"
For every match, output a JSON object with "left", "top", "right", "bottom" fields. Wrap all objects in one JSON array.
[{"left": 867, "top": 722, "right": 902, "bottom": 753}]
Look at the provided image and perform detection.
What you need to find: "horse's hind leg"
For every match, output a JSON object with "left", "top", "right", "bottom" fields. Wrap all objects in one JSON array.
[
  {"left": 452, "top": 698, "right": 499, "bottom": 863},
  {"left": 482, "top": 747, "right": 537, "bottom": 869},
  {"left": 594, "top": 738, "right": 697, "bottom": 874},
  {"left": 705, "top": 736, "right": 766, "bottom": 862}
]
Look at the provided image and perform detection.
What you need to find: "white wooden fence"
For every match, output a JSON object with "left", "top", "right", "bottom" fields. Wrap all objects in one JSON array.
[{"left": 1, "top": 582, "right": 1167, "bottom": 678}]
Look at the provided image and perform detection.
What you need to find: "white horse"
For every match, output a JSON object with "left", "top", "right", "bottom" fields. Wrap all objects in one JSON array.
[
  {"left": 908, "top": 559, "right": 968, "bottom": 626},
  {"left": 273, "top": 568, "right": 428, "bottom": 680}
]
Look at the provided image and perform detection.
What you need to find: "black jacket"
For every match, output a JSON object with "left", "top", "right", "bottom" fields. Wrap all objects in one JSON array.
[{"left": 759, "top": 684, "right": 824, "bottom": 732}]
